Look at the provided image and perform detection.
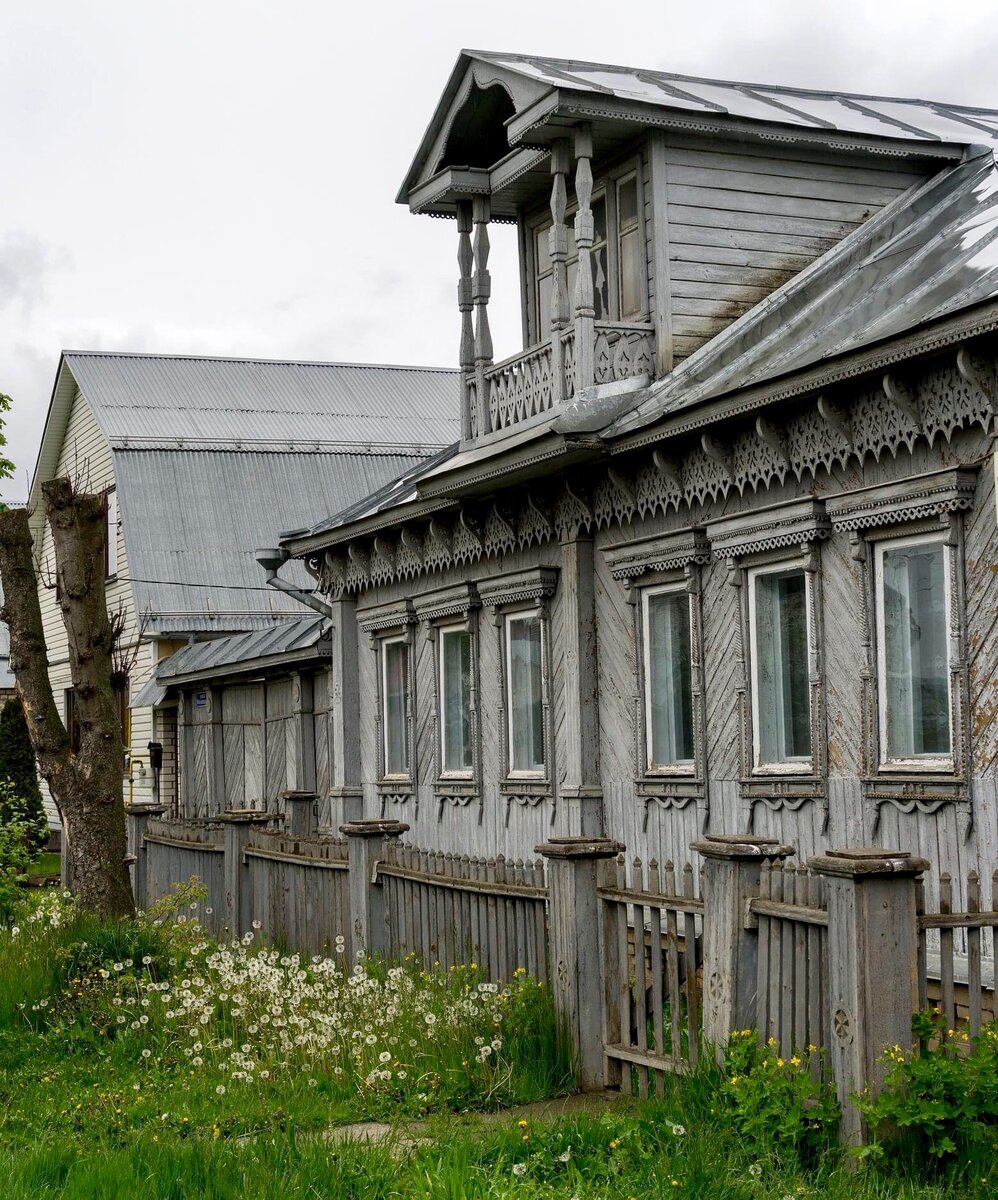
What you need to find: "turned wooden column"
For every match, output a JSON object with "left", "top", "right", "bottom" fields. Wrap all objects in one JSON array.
[
  {"left": 572, "top": 123, "right": 595, "bottom": 392},
  {"left": 472, "top": 195, "right": 493, "bottom": 435},
  {"left": 328, "top": 593, "right": 363, "bottom": 828},
  {"left": 548, "top": 138, "right": 571, "bottom": 406},
  {"left": 456, "top": 199, "right": 475, "bottom": 439}
]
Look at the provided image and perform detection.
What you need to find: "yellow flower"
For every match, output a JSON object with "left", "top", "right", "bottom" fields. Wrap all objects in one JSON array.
[
  {"left": 152, "top": 1134, "right": 159, "bottom": 1143},
  {"left": 212, "top": 1126, "right": 220, "bottom": 1139},
  {"left": 789, "top": 1056, "right": 801, "bottom": 1067},
  {"left": 609, "top": 1139, "right": 619, "bottom": 1150},
  {"left": 518, "top": 1119, "right": 528, "bottom": 1129},
  {"left": 671, "top": 1180, "right": 680, "bottom": 1187}
]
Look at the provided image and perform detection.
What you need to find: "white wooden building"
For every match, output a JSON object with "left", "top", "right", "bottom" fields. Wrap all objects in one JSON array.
[{"left": 28, "top": 351, "right": 457, "bottom": 822}]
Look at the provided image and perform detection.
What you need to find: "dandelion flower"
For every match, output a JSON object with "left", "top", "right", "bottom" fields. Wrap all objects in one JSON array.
[
  {"left": 216, "top": 1085, "right": 226, "bottom": 1096},
  {"left": 512, "top": 1164, "right": 527, "bottom": 1177}
]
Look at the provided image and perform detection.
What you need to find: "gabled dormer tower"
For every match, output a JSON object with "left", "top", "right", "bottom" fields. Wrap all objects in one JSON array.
[{"left": 400, "top": 52, "right": 990, "bottom": 451}]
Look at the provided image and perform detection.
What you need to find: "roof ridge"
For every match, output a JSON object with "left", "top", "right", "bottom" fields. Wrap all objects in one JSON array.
[
  {"left": 62, "top": 349, "right": 458, "bottom": 374},
  {"left": 468, "top": 50, "right": 998, "bottom": 117}
]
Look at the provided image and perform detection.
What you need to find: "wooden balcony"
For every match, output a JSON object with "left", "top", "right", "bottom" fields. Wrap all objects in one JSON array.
[{"left": 466, "top": 321, "right": 655, "bottom": 439}]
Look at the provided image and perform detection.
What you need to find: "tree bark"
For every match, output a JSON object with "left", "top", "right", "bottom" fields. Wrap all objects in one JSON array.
[{"left": 0, "top": 480, "right": 134, "bottom": 918}]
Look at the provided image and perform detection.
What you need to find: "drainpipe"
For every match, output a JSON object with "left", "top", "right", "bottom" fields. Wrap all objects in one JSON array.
[{"left": 255, "top": 548, "right": 335, "bottom": 619}]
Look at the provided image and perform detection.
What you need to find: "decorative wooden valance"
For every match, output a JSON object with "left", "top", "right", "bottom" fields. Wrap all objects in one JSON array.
[
  {"left": 604, "top": 527, "right": 710, "bottom": 581},
  {"left": 357, "top": 598, "right": 415, "bottom": 635},
  {"left": 825, "top": 467, "right": 978, "bottom": 532},
  {"left": 707, "top": 498, "right": 831, "bottom": 560},
  {"left": 477, "top": 567, "right": 559, "bottom": 609},
  {"left": 412, "top": 582, "right": 480, "bottom": 623}
]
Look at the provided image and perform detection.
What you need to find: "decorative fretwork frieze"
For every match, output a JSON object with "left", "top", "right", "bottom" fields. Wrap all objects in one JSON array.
[
  {"left": 707, "top": 498, "right": 831, "bottom": 561},
  {"left": 605, "top": 527, "right": 710, "bottom": 581},
  {"left": 357, "top": 598, "right": 415, "bottom": 636},
  {"left": 825, "top": 467, "right": 978, "bottom": 532},
  {"left": 412, "top": 582, "right": 480, "bottom": 623},
  {"left": 313, "top": 348, "right": 993, "bottom": 599}
]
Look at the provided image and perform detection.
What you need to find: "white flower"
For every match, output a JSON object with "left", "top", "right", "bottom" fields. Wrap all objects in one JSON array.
[
  {"left": 216, "top": 1085, "right": 226, "bottom": 1095},
  {"left": 379, "top": 1051, "right": 391, "bottom": 1064},
  {"left": 748, "top": 1163, "right": 762, "bottom": 1178},
  {"left": 512, "top": 1164, "right": 527, "bottom": 1177},
  {"left": 141, "top": 1049, "right": 152, "bottom": 1059},
  {"left": 671, "top": 1123, "right": 686, "bottom": 1137},
  {"left": 558, "top": 1148, "right": 571, "bottom": 1163}
]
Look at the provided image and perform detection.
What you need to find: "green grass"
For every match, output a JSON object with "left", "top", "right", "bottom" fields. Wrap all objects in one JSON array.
[
  {"left": 0, "top": 891, "right": 993, "bottom": 1198},
  {"left": 25, "top": 852, "right": 60, "bottom": 878}
]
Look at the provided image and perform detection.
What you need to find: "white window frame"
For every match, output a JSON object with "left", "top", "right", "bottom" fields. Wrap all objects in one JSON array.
[
  {"left": 105, "top": 487, "right": 119, "bottom": 579},
  {"left": 503, "top": 608, "right": 547, "bottom": 779},
  {"left": 380, "top": 633, "right": 411, "bottom": 781},
  {"left": 438, "top": 621, "right": 474, "bottom": 780},
  {"left": 640, "top": 583, "right": 696, "bottom": 776},
  {"left": 747, "top": 561, "right": 815, "bottom": 774},
  {"left": 873, "top": 531, "right": 954, "bottom": 772}
]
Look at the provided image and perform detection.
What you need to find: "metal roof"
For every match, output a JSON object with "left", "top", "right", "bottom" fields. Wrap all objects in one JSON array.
[
  {"left": 154, "top": 616, "right": 327, "bottom": 686},
  {"left": 63, "top": 352, "right": 459, "bottom": 451},
  {"left": 607, "top": 147, "right": 998, "bottom": 437},
  {"left": 113, "top": 446, "right": 430, "bottom": 634},
  {"left": 471, "top": 51, "right": 998, "bottom": 147}
]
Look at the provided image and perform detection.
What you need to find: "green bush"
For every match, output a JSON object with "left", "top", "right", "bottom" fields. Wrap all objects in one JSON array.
[
  {"left": 721, "top": 1028, "right": 838, "bottom": 1164},
  {"left": 856, "top": 1008, "right": 998, "bottom": 1164},
  {"left": 0, "top": 817, "right": 34, "bottom": 926},
  {"left": 0, "top": 700, "right": 47, "bottom": 855}
]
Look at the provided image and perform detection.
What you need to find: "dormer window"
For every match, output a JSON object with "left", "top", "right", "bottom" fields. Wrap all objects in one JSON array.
[{"left": 529, "top": 160, "right": 645, "bottom": 345}]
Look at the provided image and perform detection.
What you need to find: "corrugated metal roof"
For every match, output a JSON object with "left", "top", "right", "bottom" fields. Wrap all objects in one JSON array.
[
  {"left": 64, "top": 352, "right": 459, "bottom": 450},
  {"left": 113, "top": 448, "right": 425, "bottom": 633},
  {"left": 472, "top": 51, "right": 998, "bottom": 147},
  {"left": 608, "top": 147, "right": 998, "bottom": 436},
  {"left": 155, "top": 617, "right": 326, "bottom": 684}
]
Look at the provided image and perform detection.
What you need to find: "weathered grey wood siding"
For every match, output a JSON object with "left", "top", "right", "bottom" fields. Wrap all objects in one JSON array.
[{"left": 658, "top": 138, "right": 928, "bottom": 361}]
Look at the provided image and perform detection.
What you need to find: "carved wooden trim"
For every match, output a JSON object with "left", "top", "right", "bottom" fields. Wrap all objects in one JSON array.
[
  {"left": 478, "top": 566, "right": 559, "bottom": 609},
  {"left": 825, "top": 467, "right": 978, "bottom": 531},
  {"left": 604, "top": 526, "right": 709, "bottom": 580},
  {"left": 357, "top": 598, "right": 416, "bottom": 635},
  {"left": 412, "top": 582, "right": 481, "bottom": 623},
  {"left": 708, "top": 498, "right": 831, "bottom": 560}
]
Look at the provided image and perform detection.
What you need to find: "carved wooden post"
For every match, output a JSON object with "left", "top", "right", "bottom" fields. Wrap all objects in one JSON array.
[
  {"left": 558, "top": 533, "right": 603, "bottom": 835},
  {"left": 124, "top": 801, "right": 166, "bottom": 910},
  {"left": 219, "top": 810, "right": 271, "bottom": 936},
  {"left": 456, "top": 198, "right": 475, "bottom": 439},
  {"left": 284, "top": 791, "right": 318, "bottom": 838},
  {"left": 472, "top": 196, "right": 493, "bottom": 435},
  {"left": 691, "top": 834, "right": 795, "bottom": 1053},
  {"left": 537, "top": 836, "right": 624, "bottom": 1089},
  {"left": 548, "top": 138, "right": 571, "bottom": 406},
  {"left": 328, "top": 593, "right": 363, "bottom": 828},
  {"left": 572, "top": 123, "right": 595, "bottom": 392},
  {"left": 288, "top": 671, "right": 316, "bottom": 795},
  {"left": 341, "top": 819, "right": 409, "bottom": 961},
  {"left": 809, "top": 848, "right": 928, "bottom": 1148}
]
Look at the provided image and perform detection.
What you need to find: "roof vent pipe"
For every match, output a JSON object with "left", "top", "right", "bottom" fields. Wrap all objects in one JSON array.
[{"left": 255, "top": 548, "right": 335, "bottom": 619}]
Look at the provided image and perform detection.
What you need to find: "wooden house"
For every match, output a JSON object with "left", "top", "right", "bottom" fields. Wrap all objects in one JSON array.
[
  {"left": 151, "top": 53, "right": 998, "bottom": 898},
  {"left": 28, "top": 351, "right": 457, "bottom": 822}
]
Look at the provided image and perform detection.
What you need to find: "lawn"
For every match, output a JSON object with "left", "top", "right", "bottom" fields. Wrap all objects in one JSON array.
[
  {"left": 26, "top": 852, "right": 60, "bottom": 878},
  {"left": 0, "top": 889, "right": 992, "bottom": 1198}
]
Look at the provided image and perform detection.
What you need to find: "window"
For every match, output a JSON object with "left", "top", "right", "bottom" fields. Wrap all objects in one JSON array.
[
  {"left": 105, "top": 488, "right": 119, "bottom": 579},
  {"left": 531, "top": 161, "right": 644, "bottom": 342},
  {"left": 748, "top": 565, "right": 812, "bottom": 769},
  {"left": 439, "top": 625, "right": 473, "bottom": 776},
  {"left": 875, "top": 534, "right": 952, "bottom": 765},
  {"left": 381, "top": 636, "right": 410, "bottom": 777},
  {"left": 641, "top": 586, "right": 694, "bottom": 772},
  {"left": 505, "top": 611, "right": 545, "bottom": 775}
]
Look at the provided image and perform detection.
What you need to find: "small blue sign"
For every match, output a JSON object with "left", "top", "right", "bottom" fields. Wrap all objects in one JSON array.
[{"left": 195, "top": 691, "right": 208, "bottom": 710}]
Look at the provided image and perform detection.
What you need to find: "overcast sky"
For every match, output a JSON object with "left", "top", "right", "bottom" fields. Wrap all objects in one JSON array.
[{"left": 1, "top": 0, "right": 995, "bottom": 502}]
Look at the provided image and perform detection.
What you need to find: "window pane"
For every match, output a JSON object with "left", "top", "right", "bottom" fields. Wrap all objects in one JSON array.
[
  {"left": 534, "top": 224, "right": 551, "bottom": 276},
  {"left": 754, "top": 570, "right": 811, "bottom": 763},
  {"left": 617, "top": 176, "right": 638, "bottom": 226},
  {"left": 508, "top": 615, "right": 544, "bottom": 772},
  {"left": 882, "top": 542, "right": 950, "bottom": 758},
  {"left": 646, "top": 592, "right": 694, "bottom": 767},
  {"left": 383, "top": 641, "right": 409, "bottom": 775},
  {"left": 591, "top": 245, "right": 609, "bottom": 319},
  {"left": 441, "top": 629, "right": 473, "bottom": 773},
  {"left": 618, "top": 227, "right": 643, "bottom": 320},
  {"left": 592, "top": 194, "right": 607, "bottom": 244}
]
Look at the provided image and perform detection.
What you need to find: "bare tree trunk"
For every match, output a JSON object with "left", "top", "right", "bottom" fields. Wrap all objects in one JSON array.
[{"left": 0, "top": 480, "right": 134, "bottom": 918}]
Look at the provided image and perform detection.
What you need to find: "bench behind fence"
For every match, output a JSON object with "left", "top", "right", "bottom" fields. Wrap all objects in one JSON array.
[{"left": 598, "top": 855, "right": 703, "bottom": 1096}]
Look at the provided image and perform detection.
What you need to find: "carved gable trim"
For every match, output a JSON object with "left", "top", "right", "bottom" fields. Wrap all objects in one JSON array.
[
  {"left": 825, "top": 467, "right": 978, "bottom": 532},
  {"left": 412, "top": 582, "right": 480, "bottom": 623},
  {"left": 604, "top": 527, "right": 710, "bottom": 581},
  {"left": 708, "top": 498, "right": 831, "bottom": 561},
  {"left": 477, "top": 567, "right": 559, "bottom": 609},
  {"left": 357, "top": 598, "right": 415, "bottom": 635}
]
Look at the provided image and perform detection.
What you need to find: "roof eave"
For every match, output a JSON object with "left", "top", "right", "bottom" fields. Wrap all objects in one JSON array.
[{"left": 157, "top": 639, "right": 332, "bottom": 689}]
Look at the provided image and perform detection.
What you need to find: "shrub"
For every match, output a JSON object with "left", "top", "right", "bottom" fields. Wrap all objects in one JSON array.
[
  {"left": 721, "top": 1029, "right": 838, "bottom": 1164},
  {"left": 0, "top": 816, "right": 34, "bottom": 926},
  {"left": 856, "top": 1008, "right": 998, "bottom": 1164},
  {"left": 0, "top": 700, "right": 47, "bottom": 854}
]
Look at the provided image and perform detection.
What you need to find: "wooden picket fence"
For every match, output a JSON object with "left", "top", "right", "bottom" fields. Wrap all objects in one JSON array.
[
  {"left": 598, "top": 855, "right": 703, "bottom": 1093},
  {"left": 378, "top": 841, "right": 549, "bottom": 983},
  {"left": 144, "top": 817, "right": 225, "bottom": 935}
]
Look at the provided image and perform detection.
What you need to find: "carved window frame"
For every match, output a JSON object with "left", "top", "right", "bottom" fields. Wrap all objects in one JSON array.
[
  {"left": 707, "top": 499, "right": 831, "bottom": 823},
  {"left": 358, "top": 599, "right": 417, "bottom": 802},
  {"left": 414, "top": 583, "right": 482, "bottom": 809},
  {"left": 826, "top": 468, "right": 976, "bottom": 812},
  {"left": 605, "top": 527, "right": 708, "bottom": 820},
  {"left": 478, "top": 567, "right": 558, "bottom": 805}
]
